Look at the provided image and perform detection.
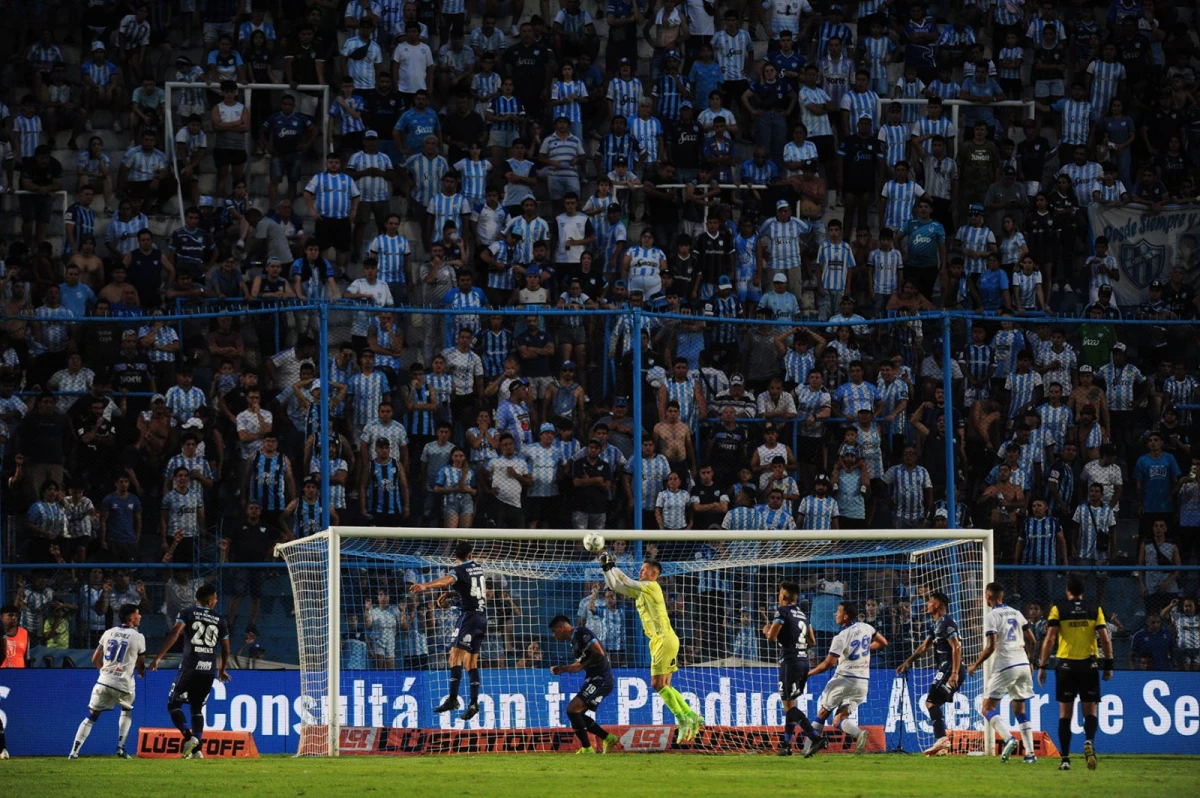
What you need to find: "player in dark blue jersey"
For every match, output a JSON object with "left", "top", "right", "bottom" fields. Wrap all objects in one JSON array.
[
  {"left": 895, "top": 590, "right": 965, "bottom": 757},
  {"left": 150, "top": 583, "right": 230, "bottom": 759},
  {"left": 410, "top": 541, "right": 487, "bottom": 721},
  {"left": 764, "top": 580, "right": 820, "bottom": 755},
  {"left": 549, "top": 615, "right": 619, "bottom": 755}
]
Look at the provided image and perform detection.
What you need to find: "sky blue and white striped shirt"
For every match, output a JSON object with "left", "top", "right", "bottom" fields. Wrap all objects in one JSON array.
[
  {"left": 656, "top": 488, "right": 691, "bottom": 529},
  {"left": 869, "top": 247, "right": 902, "bottom": 294},
  {"left": 304, "top": 171, "right": 360, "bottom": 218},
  {"left": 796, "top": 495, "right": 838, "bottom": 530},
  {"left": 711, "top": 28, "right": 753, "bottom": 81},
  {"left": 629, "top": 115, "right": 664, "bottom": 163},
  {"left": 121, "top": 146, "right": 168, "bottom": 182},
  {"left": 162, "top": 486, "right": 203, "bottom": 538},
  {"left": 881, "top": 179, "right": 923, "bottom": 230},
  {"left": 347, "top": 150, "right": 392, "bottom": 203},
  {"left": 1050, "top": 98, "right": 1092, "bottom": 145},
  {"left": 1072, "top": 501, "right": 1115, "bottom": 560},
  {"left": 551, "top": 79, "right": 587, "bottom": 124},
  {"left": 426, "top": 191, "right": 470, "bottom": 240},
  {"left": 762, "top": 218, "right": 809, "bottom": 270},
  {"left": 817, "top": 240, "right": 855, "bottom": 291},
  {"left": 402, "top": 153, "right": 449, "bottom": 206},
  {"left": 840, "top": 89, "right": 879, "bottom": 132},
  {"left": 347, "top": 370, "right": 390, "bottom": 430},
  {"left": 1097, "top": 362, "right": 1144, "bottom": 412},
  {"left": 884, "top": 464, "right": 931, "bottom": 521},
  {"left": 13, "top": 114, "right": 42, "bottom": 160},
  {"left": 607, "top": 77, "right": 644, "bottom": 120},
  {"left": 505, "top": 215, "right": 551, "bottom": 264},
  {"left": 956, "top": 223, "right": 996, "bottom": 275},
  {"left": 165, "top": 385, "right": 206, "bottom": 423},
  {"left": 368, "top": 233, "right": 411, "bottom": 284},
  {"left": 798, "top": 86, "right": 833, "bottom": 137}
]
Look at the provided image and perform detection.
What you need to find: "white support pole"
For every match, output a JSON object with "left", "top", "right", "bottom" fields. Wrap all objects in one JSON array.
[
  {"left": 982, "top": 527, "right": 996, "bottom": 756},
  {"left": 326, "top": 526, "right": 341, "bottom": 757}
]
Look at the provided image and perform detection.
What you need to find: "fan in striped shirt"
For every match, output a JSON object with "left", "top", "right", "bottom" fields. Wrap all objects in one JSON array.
[
  {"left": 815, "top": 223, "right": 855, "bottom": 319},
  {"left": 877, "top": 104, "right": 909, "bottom": 169},
  {"left": 879, "top": 163, "right": 924, "bottom": 231},
  {"left": 1016, "top": 500, "right": 1066, "bottom": 565},
  {"left": 758, "top": 489, "right": 798, "bottom": 531},
  {"left": 368, "top": 214, "right": 412, "bottom": 301},
  {"left": 955, "top": 212, "right": 996, "bottom": 275},
  {"left": 883, "top": 447, "right": 933, "bottom": 528},
  {"left": 1072, "top": 485, "right": 1116, "bottom": 562},
  {"left": 796, "top": 477, "right": 838, "bottom": 530}
]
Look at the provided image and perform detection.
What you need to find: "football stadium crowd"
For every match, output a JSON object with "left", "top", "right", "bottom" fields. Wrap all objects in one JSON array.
[{"left": 1, "top": 0, "right": 1200, "bottom": 673}]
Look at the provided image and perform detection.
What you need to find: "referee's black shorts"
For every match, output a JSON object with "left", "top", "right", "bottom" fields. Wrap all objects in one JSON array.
[
  {"left": 1055, "top": 661, "right": 1101, "bottom": 703},
  {"left": 315, "top": 216, "right": 352, "bottom": 252}
]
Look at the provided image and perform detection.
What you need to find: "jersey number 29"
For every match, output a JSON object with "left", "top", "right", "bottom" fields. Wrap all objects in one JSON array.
[{"left": 847, "top": 634, "right": 872, "bottom": 661}]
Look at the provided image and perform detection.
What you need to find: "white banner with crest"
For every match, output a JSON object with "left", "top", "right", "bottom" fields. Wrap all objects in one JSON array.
[{"left": 1087, "top": 203, "right": 1200, "bottom": 306}]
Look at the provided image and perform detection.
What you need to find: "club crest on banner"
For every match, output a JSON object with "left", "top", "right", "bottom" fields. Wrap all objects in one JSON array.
[{"left": 1120, "top": 239, "right": 1166, "bottom": 290}]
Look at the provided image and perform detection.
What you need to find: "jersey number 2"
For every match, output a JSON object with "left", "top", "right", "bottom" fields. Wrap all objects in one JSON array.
[{"left": 1005, "top": 618, "right": 1019, "bottom": 642}]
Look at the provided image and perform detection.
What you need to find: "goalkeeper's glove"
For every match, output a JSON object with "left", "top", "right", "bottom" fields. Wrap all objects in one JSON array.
[{"left": 599, "top": 551, "right": 616, "bottom": 571}]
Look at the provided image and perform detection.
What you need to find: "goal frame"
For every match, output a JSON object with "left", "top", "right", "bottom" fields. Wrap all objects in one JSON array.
[{"left": 277, "top": 526, "right": 995, "bottom": 757}]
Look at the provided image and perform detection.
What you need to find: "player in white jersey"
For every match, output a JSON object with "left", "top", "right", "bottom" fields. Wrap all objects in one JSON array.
[
  {"left": 69, "top": 604, "right": 147, "bottom": 759},
  {"left": 804, "top": 600, "right": 888, "bottom": 756},
  {"left": 968, "top": 582, "right": 1039, "bottom": 763}
]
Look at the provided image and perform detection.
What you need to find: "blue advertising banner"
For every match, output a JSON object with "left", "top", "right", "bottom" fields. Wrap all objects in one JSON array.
[{"left": 2, "top": 668, "right": 1197, "bottom": 756}]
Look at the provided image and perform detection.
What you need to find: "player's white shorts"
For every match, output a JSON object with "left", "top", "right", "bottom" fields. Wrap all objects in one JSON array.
[
  {"left": 89, "top": 682, "right": 135, "bottom": 713},
  {"left": 985, "top": 663, "right": 1035, "bottom": 701},
  {"left": 819, "top": 675, "right": 869, "bottom": 714}
]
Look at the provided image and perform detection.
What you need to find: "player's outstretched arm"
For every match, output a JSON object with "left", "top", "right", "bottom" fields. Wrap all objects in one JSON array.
[
  {"left": 410, "top": 574, "right": 456, "bottom": 594},
  {"left": 150, "top": 621, "right": 185, "bottom": 670},
  {"left": 870, "top": 631, "right": 888, "bottom": 652},
  {"left": 967, "top": 634, "right": 996, "bottom": 676},
  {"left": 601, "top": 558, "right": 644, "bottom": 598},
  {"left": 807, "top": 652, "right": 838, "bottom": 678},
  {"left": 219, "top": 637, "right": 232, "bottom": 682},
  {"left": 896, "top": 636, "right": 927, "bottom": 674}
]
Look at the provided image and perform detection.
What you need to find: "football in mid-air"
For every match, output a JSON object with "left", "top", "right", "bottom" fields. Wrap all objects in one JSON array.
[{"left": 583, "top": 533, "right": 606, "bottom": 553}]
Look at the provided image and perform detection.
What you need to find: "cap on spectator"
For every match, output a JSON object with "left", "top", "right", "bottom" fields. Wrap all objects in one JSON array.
[
  {"left": 857, "top": 407, "right": 873, "bottom": 415},
  {"left": 614, "top": 396, "right": 629, "bottom": 407},
  {"left": 199, "top": 196, "right": 214, "bottom": 208},
  {"left": 629, "top": 287, "right": 644, "bottom": 295},
  {"left": 969, "top": 203, "right": 984, "bottom": 215},
  {"left": 175, "top": 56, "right": 192, "bottom": 67},
  {"left": 814, "top": 473, "right": 831, "bottom": 485},
  {"left": 718, "top": 275, "right": 732, "bottom": 286},
  {"left": 121, "top": 329, "right": 138, "bottom": 339},
  {"left": 364, "top": 130, "right": 379, "bottom": 138},
  {"left": 614, "top": 279, "right": 628, "bottom": 287},
  {"left": 763, "top": 422, "right": 778, "bottom": 433},
  {"left": 934, "top": 508, "right": 949, "bottom": 519},
  {"left": 840, "top": 445, "right": 859, "bottom": 457},
  {"left": 680, "top": 100, "right": 693, "bottom": 109},
  {"left": 730, "top": 374, "right": 745, "bottom": 385},
  {"left": 1098, "top": 284, "right": 1112, "bottom": 292},
  {"left": 561, "top": 360, "right": 576, "bottom": 370},
  {"left": 266, "top": 257, "right": 282, "bottom": 266},
  {"left": 588, "top": 437, "right": 603, "bottom": 446},
  {"left": 607, "top": 203, "right": 622, "bottom": 213},
  {"left": 539, "top": 422, "right": 556, "bottom": 434},
  {"left": 1002, "top": 165, "right": 1016, "bottom": 176},
  {"left": 151, "top": 393, "right": 167, "bottom": 404},
  {"left": 1150, "top": 279, "right": 1165, "bottom": 289},
  {"left": 776, "top": 199, "right": 791, "bottom": 210},
  {"left": 802, "top": 159, "right": 818, "bottom": 171},
  {"left": 773, "top": 273, "right": 788, "bottom": 283},
  {"left": 667, "top": 49, "right": 681, "bottom": 60},
  {"left": 182, "top": 418, "right": 204, "bottom": 430},
  {"left": 92, "top": 41, "right": 106, "bottom": 51},
  {"left": 310, "top": 379, "right": 321, "bottom": 389},
  {"left": 619, "top": 57, "right": 630, "bottom": 65},
  {"left": 526, "top": 266, "right": 541, "bottom": 277},
  {"left": 512, "top": 377, "right": 529, "bottom": 387},
  {"left": 1112, "top": 342, "right": 1127, "bottom": 352}
]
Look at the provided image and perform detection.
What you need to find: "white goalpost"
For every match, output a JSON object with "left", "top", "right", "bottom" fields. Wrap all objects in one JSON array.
[{"left": 276, "top": 528, "right": 995, "bottom": 758}]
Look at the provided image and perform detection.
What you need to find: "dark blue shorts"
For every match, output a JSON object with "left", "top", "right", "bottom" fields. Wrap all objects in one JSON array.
[
  {"left": 168, "top": 669, "right": 216, "bottom": 709},
  {"left": 578, "top": 675, "right": 615, "bottom": 711},
  {"left": 453, "top": 610, "right": 488, "bottom": 654},
  {"left": 928, "top": 665, "right": 967, "bottom": 704},
  {"left": 778, "top": 657, "right": 810, "bottom": 701}
]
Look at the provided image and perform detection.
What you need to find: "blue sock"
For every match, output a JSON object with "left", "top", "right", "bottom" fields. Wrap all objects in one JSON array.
[
  {"left": 169, "top": 707, "right": 191, "bottom": 739},
  {"left": 191, "top": 711, "right": 205, "bottom": 743}
]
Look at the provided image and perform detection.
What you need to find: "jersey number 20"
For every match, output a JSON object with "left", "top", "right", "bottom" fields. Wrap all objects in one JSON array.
[{"left": 190, "top": 621, "right": 219, "bottom": 647}]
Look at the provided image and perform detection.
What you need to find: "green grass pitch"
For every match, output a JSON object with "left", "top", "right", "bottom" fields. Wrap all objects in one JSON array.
[{"left": 8, "top": 754, "right": 1195, "bottom": 797}]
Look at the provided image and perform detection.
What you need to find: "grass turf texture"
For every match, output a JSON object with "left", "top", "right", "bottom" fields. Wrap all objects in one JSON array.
[{"left": 8, "top": 754, "right": 1195, "bottom": 797}]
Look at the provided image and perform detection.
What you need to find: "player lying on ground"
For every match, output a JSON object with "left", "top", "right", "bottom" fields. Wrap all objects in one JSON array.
[
  {"left": 150, "top": 583, "right": 231, "bottom": 759},
  {"left": 968, "top": 581, "right": 1039, "bottom": 764},
  {"left": 805, "top": 600, "right": 888, "bottom": 757},
  {"left": 895, "top": 590, "right": 965, "bottom": 756},
  {"left": 763, "top": 580, "right": 821, "bottom": 756},
  {"left": 410, "top": 541, "right": 488, "bottom": 721},
  {"left": 548, "top": 615, "right": 619, "bottom": 754},
  {"left": 1038, "top": 572, "right": 1113, "bottom": 772},
  {"left": 70, "top": 604, "right": 146, "bottom": 759},
  {"left": 599, "top": 553, "right": 703, "bottom": 743}
]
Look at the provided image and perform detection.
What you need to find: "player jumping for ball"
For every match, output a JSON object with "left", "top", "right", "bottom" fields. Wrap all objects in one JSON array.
[
  {"left": 548, "top": 615, "right": 620, "bottom": 754},
  {"left": 968, "top": 581, "right": 1039, "bottom": 763},
  {"left": 600, "top": 553, "right": 704, "bottom": 742},
  {"left": 764, "top": 580, "right": 820, "bottom": 756},
  {"left": 896, "top": 590, "right": 965, "bottom": 756},
  {"left": 410, "top": 541, "right": 487, "bottom": 721},
  {"left": 70, "top": 604, "right": 146, "bottom": 759},
  {"left": 805, "top": 600, "right": 888, "bottom": 756}
]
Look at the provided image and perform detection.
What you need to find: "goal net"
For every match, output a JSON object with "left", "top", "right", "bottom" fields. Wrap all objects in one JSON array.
[{"left": 275, "top": 528, "right": 993, "bottom": 757}]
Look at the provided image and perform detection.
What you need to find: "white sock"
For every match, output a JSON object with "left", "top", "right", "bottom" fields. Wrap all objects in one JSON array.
[
  {"left": 72, "top": 718, "right": 95, "bottom": 754},
  {"left": 1019, "top": 721, "right": 1034, "bottom": 753},
  {"left": 118, "top": 711, "right": 132, "bottom": 748},
  {"left": 840, "top": 718, "right": 862, "bottom": 737},
  {"left": 991, "top": 713, "right": 1012, "bottom": 739}
]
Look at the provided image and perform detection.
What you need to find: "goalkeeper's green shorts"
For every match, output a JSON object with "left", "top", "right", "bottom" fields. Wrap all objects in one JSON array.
[{"left": 649, "top": 632, "right": 680, "bottom": 676}]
